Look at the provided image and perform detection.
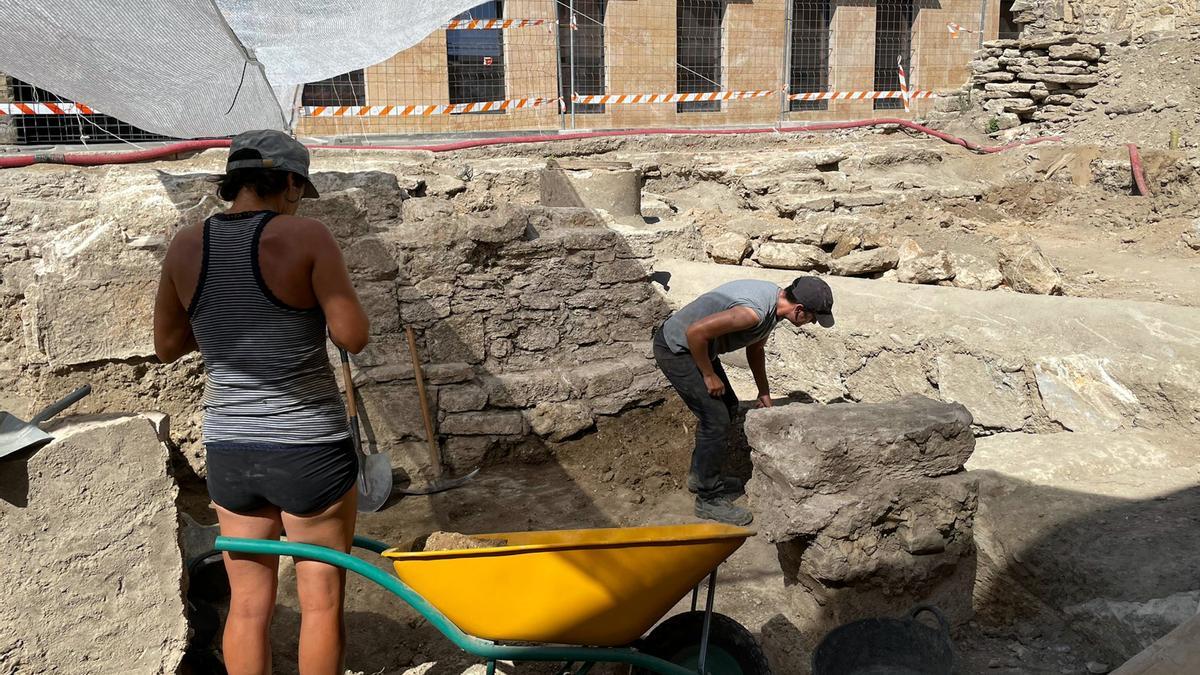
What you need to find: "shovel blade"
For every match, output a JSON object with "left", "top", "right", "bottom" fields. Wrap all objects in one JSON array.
[
  {"left": 395, "top": 467, "right": 480, "bottom": 496},
  {"left": 356, "top": 453, "right": 393, "bottom": 513},
  {"left": 0, "top": 413, "right": 53, "bottom": 460}
]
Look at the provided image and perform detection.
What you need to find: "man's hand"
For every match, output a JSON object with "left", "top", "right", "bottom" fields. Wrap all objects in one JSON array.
[
  {"left": 704, "top": 373, "right": 726, "bottom": 398},
  {"left": 755, "top": 393, "right": 773, "bottom": 408}
]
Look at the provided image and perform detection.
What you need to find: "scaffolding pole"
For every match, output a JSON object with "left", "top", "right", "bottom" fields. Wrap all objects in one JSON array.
[
  {"left": 569, "top": 0, "right": 576, "bottom": 129},
  {"left": 779, "top": 0, "right": 795, "bottom": 127}
]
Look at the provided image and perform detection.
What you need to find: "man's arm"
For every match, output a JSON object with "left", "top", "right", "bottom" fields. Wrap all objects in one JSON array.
[
  {"left": 746, "top": 338, "right": 772, "bottom": 408},
  {"left": 685, "top": 306, "right": 759, "bottom": 397}
]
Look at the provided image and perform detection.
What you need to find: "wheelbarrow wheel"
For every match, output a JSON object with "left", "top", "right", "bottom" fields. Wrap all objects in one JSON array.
[{"left": 633, "top": 611, "right": 772, "bottom": 675}]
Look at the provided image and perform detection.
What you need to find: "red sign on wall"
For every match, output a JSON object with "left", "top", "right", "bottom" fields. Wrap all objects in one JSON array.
[{"left": 483, "top": 56, "right": 494, "bottom": 66}]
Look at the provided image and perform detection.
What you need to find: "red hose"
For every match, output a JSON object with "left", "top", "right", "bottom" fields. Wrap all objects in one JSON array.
[
  {"left": 0, "top": 118, "right": 1060, "bottom": 170},
  {"left": 1127, "top": 143, "right": 1149, "bottom": 196}
]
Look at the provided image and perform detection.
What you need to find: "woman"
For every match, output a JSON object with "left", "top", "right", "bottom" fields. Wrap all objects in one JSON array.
[{"left": 154, "top": 129, "right": 369, "bottom": 675}]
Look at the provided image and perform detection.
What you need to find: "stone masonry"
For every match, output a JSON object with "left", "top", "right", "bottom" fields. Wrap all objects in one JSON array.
[
  {"left": 0, "top": 152, "right": 675, "bottom": 479},
  {"left": 746, "top": 396, "right": 979, "bottom": 634},
  {"left": 969, "top": 32, "right": 1121, "bottom": 128}
]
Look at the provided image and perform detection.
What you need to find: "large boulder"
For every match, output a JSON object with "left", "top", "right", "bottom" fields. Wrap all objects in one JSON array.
[
  {"left": 747, "top": 396, "right": 979, "bottom": 631},
  {"left": 999, "top": 238, "right": 1063, "bottom": 295},
  {"left": 829, "top": 247, "right": 899, "bottom": 277},
  {"left": 897, "top": 251, "right": 954, "bottom": 284},
  {"left": 0, "top": 415, "right": 188, "bottom": 674},
  {"left": 753, "top": 242, "right": 829, "bottom": 271},
  {"left": 708, "top": 231, "right": 752, "bottom": 265}
]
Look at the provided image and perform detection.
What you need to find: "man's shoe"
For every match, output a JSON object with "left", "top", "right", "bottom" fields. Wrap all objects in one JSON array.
[
  {"left": 687, "top": 474, "right": 746, "bottom": 497},
  {"left": 695, "top": 496, "right": 753, "bottom": 526}
]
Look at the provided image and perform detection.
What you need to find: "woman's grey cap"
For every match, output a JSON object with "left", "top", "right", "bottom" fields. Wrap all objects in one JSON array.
[
  {"left": 787, "top": 276, "right": 835, "bottom": 327},
  {"left": 226, "top": 129, "right": 319, "bottom": 199}
]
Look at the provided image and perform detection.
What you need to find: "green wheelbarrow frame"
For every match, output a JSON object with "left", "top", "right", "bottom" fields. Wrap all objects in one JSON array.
[{"left": 215, "top": 534, "right": 714, "bottom": 675}]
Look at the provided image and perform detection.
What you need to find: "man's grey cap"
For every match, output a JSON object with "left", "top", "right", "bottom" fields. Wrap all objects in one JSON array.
[{"left": 226, "top": 129, "right": 319, "bottom": 198}]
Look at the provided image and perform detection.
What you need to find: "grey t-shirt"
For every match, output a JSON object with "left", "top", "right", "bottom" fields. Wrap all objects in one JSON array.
[{"left": 661, "top": 280, "right": 780, "bottom": 355}]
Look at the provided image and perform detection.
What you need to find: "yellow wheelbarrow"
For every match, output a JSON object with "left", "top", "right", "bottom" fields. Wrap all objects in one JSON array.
[{"left": 216, "top": 523, "right": 771, "bottom": 675}]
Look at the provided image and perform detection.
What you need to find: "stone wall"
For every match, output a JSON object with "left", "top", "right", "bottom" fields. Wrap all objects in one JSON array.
[
  {"left": 968, "top": 32, "right": 1118, "bottom": 129},
  {"left": 0, "top": 150, "right": 676, "bottom": 478},
  {"left": 1010, "top": 0, "right": 1198, "bottom": 37}
]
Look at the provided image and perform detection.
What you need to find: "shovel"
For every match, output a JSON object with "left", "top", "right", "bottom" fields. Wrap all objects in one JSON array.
[
  {"left": 395, "top": 325, "right": 478, "bottom": 496},
  {"left": 338, "top": 348, "right": 393, "bottom": 512},
  {"left": 0, "top": 385, "right": 93, "bottom": 460}
]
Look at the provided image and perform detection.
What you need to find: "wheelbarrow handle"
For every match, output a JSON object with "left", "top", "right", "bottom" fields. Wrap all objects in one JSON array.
[
  {"left": 31, "top": 385, "right": 92, "bottom": 425},
  {"left": 908, "top": 604, "right": 951, "bottom": 639}
]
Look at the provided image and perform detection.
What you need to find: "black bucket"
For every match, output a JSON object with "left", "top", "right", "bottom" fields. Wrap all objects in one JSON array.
[{"left": 811, "top": 605, "right": 954, "bottom": 675}]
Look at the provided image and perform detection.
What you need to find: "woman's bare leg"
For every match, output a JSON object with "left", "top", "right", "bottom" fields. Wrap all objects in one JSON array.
[
  {"left": 215, "top": 504, "right": 283, "bottom": 675},
  {"left": 281, "top": 487, "right": 357, "bottom": 675}
]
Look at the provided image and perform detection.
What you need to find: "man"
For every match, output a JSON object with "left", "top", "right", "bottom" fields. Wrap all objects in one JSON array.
[{"left": 653, "top": 276, "right": 835, "bottom": 525}]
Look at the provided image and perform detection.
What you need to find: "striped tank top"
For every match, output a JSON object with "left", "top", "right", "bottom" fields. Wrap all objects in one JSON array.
[{"left": 188, "top": 210, "right": 349, "bottom": 445}]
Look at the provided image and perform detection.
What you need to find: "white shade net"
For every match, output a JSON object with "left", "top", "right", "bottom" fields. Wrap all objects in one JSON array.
[{"left": 0, "top": 1, "right": 480, "bottom": 139}]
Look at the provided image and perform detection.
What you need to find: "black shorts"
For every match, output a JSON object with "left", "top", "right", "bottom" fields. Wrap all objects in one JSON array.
[{"left": 205, "top": 439, "right": 358, "bottom": 516}]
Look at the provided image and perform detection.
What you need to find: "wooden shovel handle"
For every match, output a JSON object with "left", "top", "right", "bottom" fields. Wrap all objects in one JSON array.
[{"left": 406, "top": 326, "right": 442, "bottom": 478}]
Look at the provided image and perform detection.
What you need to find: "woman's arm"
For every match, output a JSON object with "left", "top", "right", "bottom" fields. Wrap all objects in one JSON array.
[
  {"left": 153, "top": 239, "right": 198, "bottom": 363},
  {"left": 306, "top": 219, "right": 369, "bottom": 354}
]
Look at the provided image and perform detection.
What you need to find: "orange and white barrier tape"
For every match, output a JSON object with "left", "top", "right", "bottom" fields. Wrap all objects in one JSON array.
[
  {"left": 571, "top": 90, "right": 776, "bottom": 105},
  {"left": 0, "top": 102, "right": 98, "bottom": 115},
  {"left": 787, "top": 90, "right": 935, "bottom": 102},
  {"left": 444, "top": 18, "right": 549, "bottom": 29},
  {"left": 946, "top": 22, "right": 978, "bottom": 38},
  {"left": 302, "top": 97, "right": 555, "bottom": 117},
  {"left": 897, "top": 58, "right": 911, "bottom": 111}
]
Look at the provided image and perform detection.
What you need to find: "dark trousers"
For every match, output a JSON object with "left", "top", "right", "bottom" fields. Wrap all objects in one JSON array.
[{"left": 653, "top": 331, "right": 738, "bottom": 498}]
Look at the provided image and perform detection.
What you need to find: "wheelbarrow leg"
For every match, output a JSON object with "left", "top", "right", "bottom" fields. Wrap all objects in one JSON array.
[
  {"left": 698, "top": 569, "right": 718, "bottom": 675},
  {"left": 486, "top": 659, "right": 496, "bottom": 675}
]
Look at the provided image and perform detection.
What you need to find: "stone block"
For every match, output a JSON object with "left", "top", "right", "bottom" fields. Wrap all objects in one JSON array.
[
  {"left": 984, "top": 82, "right": 1036, "bottom": 94},
  {"left": 936, "top": 354, "right": 1031, "bottom": 431},
  {"left": 358, "top": 282, "right": 400, "bottom": 335},
  {"left": 482, "top": 371, "right": 571, "bottom": 408},
  {"left": 438, "top": 384, "right": 489, "bottom": 412},
  {"left": 835, "top": 192, "right": 887, "bottom": 209},
  {"left": 567, "top": 360, "right": 635, "bottom": 398},
  {"left": 1034, "top": 355, "right": 1139, "bottom": 432},
  {"left": 948, "top": 253, "right": 1003, "bottom": 290},
  {"left": 998, "top": 238, "right": 1063, "bottom": 295},
  {"left": 1104, "top": 101, "right": 1151, "bottom": 116},
  {"left": 594, "top": 259, "right": 648, "bottom": 284},
  {"left": 767, "top": 220, "right": 826, "bottom": 246},
  {"left": 897, "top": 251, "right": 954, "bottom": 285},
  {"left": 753, "top": 242, "right": 829, "bottom": 271},
  {"left": 25, "top": 277, "right": 156, "bottom": 366},
  {"left": 344, "top": 236, "right": 398, "bottom": 281},
  {"left": 745, "top": 396, "right": 974, "bottom": 495},
  {"left": 979, "top": 71, "right": 1016, "bottom": 83},
  {"left": 1017, "top": 72, "right": 1100, "bottom": 85},
  {"left": 844, "top": 351, "right": 936, "bottom": 403},
  {"left": 829, "top": 247, "right": 899, "bottom": 277},
  {"left": 0, "top": 416, "right": 188, "bottom": 673},
  {"left": 709, "top": 231, "right": 752, "bottom": 265},
  {"left": 746, "top": 397, "right": 979, "bottom": 628},
  {"left": 525, "top": 401, "right": 595, "bottom": 441},
  {"left": 1020, "top": 34, "right": 1076, "bottom": 50},
  {"left": 441, "top": 410, "right": 525, "bottom": 436},
  {"left": 515, "top": 325, "right": 560, "bottom": 352},
  {"left": 1049, "top": 43, "right": 1100, "bottom": 61},
  {"left": 297, "top": 188, "right": 371, "bottom": 239}
]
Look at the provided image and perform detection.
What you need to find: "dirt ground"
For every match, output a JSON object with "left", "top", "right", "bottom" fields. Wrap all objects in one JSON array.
[{"left": 180, "top": 397, "right": 1115, "bottom": 675}]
